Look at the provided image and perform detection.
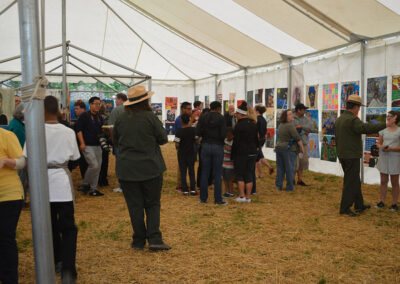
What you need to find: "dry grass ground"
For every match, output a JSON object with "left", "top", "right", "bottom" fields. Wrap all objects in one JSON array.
[{"left": 17, "top": 143, "right": 400, "bottom": 283}]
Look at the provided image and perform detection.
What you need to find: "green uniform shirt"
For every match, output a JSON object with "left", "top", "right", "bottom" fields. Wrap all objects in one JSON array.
[
  {"left": 113, "top": 110, "right": 168, "bottom": 182},
  {"left": 335, "top": 110, "right": 386, "bottom": 159}
]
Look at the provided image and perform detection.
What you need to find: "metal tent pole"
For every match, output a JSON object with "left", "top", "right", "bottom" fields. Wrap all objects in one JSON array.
[
  {"left": 193, "top": 80, "right": 196, "bottom": 101},
  {"left": 244, "top": 68, "right": 248, "bottom": 99},
  {"left": 288, "top": 60, "right": 292, "bottom": 109},
  {"left": 17, "top": 0, "right": 55, "bottom": 283},
  {"left": 214, "top": 75, "right": 218, "bottom": 101},
  {"left": 360, "top": 41, "right": 366, "bottom": 183},
  {"left": 61, "top": 0, "right": 67, "bottom": 108}
]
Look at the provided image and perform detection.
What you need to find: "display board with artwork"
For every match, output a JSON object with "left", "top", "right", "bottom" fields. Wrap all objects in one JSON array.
[
  {"left": 265, "top": 88, "right": 274, "bottom": 108},
  {"left": 306, "top": 85, "right": 318, "bottom": 109},
  {"left": 321, "top": 111, "right": 337, "bottom": 135},
  {"left": 391, "top": 75, "right": 400, "bottom": 107},
  {"left": 320, "top": 135, "right": 337, "bottom": 162},
  {"left": 322, "top": 83, "right": 338, "bottom": 110},
  {"left": 367, "top": 77, "right": 387, "bottom": 107},
  {"left": 340, "top": 81, "right": 359, "bottom": 110},
  {"left": 265, "top": 108, "right": 275, "bottom": 129},
  {"left": 266, "top": 128, "right": 275, "bottom": 148},
  {"left": 165, "top": 97, "right": 177, "bottom": 122},
  {"left": 292, "top": 86, "right": 303, "bottom": 107},
  {"left": 308, "top": 133, "right": 320, "bottom": 158},
  {"left": 255, "top": 89, "right": 263, "bottom": 104},
  {"left": 277, "top": 88, "right": 288, "bottom": 109},
  {"left": 151, "top": 103, "right": 162, "bottom": 122},
  {"left": 246, "top": 90, "right": 254, "bottom": 108}
]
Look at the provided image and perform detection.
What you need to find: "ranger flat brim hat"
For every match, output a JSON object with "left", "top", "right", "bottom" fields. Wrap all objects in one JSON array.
[
  {"left": 124, "top": 86, "right": 155, "bottom": 106},
  {"left": 346, "top": 94, "right": 365, "bottom": 106}
]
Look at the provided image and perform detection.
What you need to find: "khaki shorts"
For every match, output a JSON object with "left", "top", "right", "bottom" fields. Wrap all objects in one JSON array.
[{"left": 296, "top": 149, "right": 309, "bottom": 171}]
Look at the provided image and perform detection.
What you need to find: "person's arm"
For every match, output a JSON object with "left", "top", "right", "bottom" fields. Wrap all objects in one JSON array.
[
  {"left": 75, "top": 113, "right": 87, "bottom": 151},
  {"left": 352, "top": 117, "right": 386, "bottom": 135},
  {"left": 220, "top": 117, "right": 227, "bottom": 143},
  {"left": 77, "top": 131, "right": 86, "bottom": 151},
  {"left": 297, "top": 140, "right": 304, "bottom": 154},
  {"left": 0, "top": 156, "right": 26, "bottom": 171},
  {"left": 196, "top": 115, "right": 204, "bottom": 138},
  {"left": 289, "top": 124, "right": 302, "bottom": 142},
  {"left": 376, "top": 134, "right": 384, "bottom": 148},
  {"left": 153, "top": 115, "right": 168, "bottom": 145}
]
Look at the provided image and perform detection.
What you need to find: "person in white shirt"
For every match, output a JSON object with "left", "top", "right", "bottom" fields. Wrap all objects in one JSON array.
[{"left": 24, "top": 96, "right": 80, "bottom": 283}]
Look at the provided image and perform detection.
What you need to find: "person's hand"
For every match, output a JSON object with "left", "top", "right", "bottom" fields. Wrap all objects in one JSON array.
[
  {"left": 0, "top": 159, "right": 5, "bottom": 171},
  {"left": 383, "top": 146, "right": 391, "bottom": 152},
  {"left": 304, "top": 131, "right": 310, "bottom": 136},
  {"left": 79, "top": 143, "right": 86, "bottom": 152}
]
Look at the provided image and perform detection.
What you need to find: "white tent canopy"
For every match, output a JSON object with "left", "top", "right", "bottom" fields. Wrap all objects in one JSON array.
[{"left": 1, "top": 0, "right": 400, "bottom": 82}]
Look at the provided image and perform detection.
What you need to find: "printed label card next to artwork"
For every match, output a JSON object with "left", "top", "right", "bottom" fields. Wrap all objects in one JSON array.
[
  {"left": 320, "top": 135, "right": 337, "bottom": 162},
  {"left": 277, "top": 88, "right": 288, "bottom": 109},
  {"left": 391, "top": 75, "right": 400, "bottom": 107},
  {"left": 246, "top": 90, "right": 254, "bottom": 108},
  {"left": 367, "top": 76, "right": 387, "bottom": 107},
  {"left": 321, "top": 110, "right": 338, "bottom": 136},
  {"left": 306, "top": 85, "right": 318, "bottom": 109},
  {"left": 322, "top": 83, "right": 338, "bottom": 110},
  {"left": 265, "top": 88, "right": 274, "bottom": 108},
  {"left": 341, "top": 81, "right": 360, "bottom": 110}
]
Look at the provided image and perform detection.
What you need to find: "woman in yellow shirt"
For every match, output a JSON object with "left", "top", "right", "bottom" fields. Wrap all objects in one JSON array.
[{"left": 0, "top": 128, "right": 26, "bottom": 284}]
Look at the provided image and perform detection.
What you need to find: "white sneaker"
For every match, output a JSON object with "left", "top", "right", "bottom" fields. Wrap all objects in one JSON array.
[
  {"left": 235, "top": 196, "right": 247, "bottom": 203},
  {"left": 113, "top": 187, "right": 123, "bottom": 193},
  {"left": 246, "top": 198, "right": 251, "bottom": 203}
]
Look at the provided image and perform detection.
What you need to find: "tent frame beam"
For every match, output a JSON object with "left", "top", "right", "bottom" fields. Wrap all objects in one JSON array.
[
  {"left": 0, "top": 70, "right": 148, "bottom": 79},
  {"left": 101, "top": 0, "right": 194, "bottom": 80},
  {"left": 0, "top": 0, "right": 17, "bottom": 16},
  {"left": 0, "top": 43, "right": 62, "bottom": 64}
]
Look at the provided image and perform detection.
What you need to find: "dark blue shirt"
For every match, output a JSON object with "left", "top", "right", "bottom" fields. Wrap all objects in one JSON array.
[
  {"left": 174, "top": 115, "right": 182, "bottom": 131},
  {"left": 75, "top": 111, "right": 103, "bottom": 146}
]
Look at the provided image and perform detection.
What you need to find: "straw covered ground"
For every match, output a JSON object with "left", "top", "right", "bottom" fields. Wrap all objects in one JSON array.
[{"left": 17, "top": 143, "right": 400, "bottom": 283}]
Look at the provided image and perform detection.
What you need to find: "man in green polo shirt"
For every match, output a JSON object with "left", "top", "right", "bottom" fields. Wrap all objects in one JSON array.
[{"left": 335, "top": 95, "right": 386, "bottom": 217}]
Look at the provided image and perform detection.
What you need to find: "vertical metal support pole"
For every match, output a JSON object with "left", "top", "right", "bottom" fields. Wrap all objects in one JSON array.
[
  {"left": 193, "top": 80, "right": 196, "bottom": 101},
  {"left": 17, "top": 0, "right": 55, "bottom": 283},
  {"left": 147, "top": 78, "right": 152, "bottom": 91},
  {"left": 288, "top": 60, "right": 292, "bottom": 109},
  {"left": 61, "top": 0, "right": 67, "bottom": 108},
  {"left": 244, "top": 68, "right": 248, "bottom": 98},
  {"left": 360, "top": 41, "right": 366, "bottom": 183},
  {"left": 214, "top": 75, "right": 218, "bottom": 101}
]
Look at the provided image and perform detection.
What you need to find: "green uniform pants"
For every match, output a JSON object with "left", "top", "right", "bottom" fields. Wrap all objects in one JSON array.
[
  {"left": 339, "top": 158, "right": 364, "bottom": 213},
  {"left": 120, "top": 175, "right": 163, "bottom": 247}
]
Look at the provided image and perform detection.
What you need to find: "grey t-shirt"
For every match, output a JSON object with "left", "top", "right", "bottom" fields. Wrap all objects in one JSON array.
[
  {"left": 294, "top": 114, "right": 315, "bottom": 145},
  {"left": 108, "top": 104, "right": 124, "bottom": 126}
]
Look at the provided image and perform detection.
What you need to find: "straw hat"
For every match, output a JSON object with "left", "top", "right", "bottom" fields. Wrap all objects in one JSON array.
[
  {"left": 123, "top": 86, "right": 155, "bottom": 106},
  {"left": 346, "top": 94, "right": 364, "bottom": 106}
]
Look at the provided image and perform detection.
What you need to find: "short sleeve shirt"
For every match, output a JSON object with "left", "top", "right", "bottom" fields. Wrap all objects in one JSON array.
[
  {"left": 75, "top": 111, "right": 103, "bottom": 146},
  {"left": 174, "top": 127, "right": 196, "bottom": 156},
  {"left": 0, "top": 128, "right": 24, "bottom": 202}
]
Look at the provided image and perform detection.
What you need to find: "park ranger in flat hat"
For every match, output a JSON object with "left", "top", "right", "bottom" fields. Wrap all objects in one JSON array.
[{"left": 335, "top": 95, "right": 386, "bottom": 217}]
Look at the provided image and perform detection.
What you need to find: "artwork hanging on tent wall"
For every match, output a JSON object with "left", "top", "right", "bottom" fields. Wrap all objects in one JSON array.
[
  {"left": 165, "top": 122, "right": 175, "bottom": 135},
  {"left": 321, "top": 110, "right": 337, "bottom": 135},
  {"left": 223, "top": 100, "right": 229, "bottom": 115},
  {"left": 308, "top": 133, "right": 320, "bottom": 158},
  {"left": 165, "top": 97, "right": 177, "bottom": 122},
  {"left": 305, "top": 85, "right": 318, "bottom": 109},
  {"left": 277, "top": 88, "right": 288, "bottom": 109},
  {"left": 266, "top": 128, "right": 275, "bottom": 148},
  {"left": 246, "top": 90, "right": 254, "bottom": 108},
  {"left": 265, "top": 108, "right": 275, "bottom": 129},
  {"left": 255, "top": 89, "right": 263, "bottom": 104},
  {"left": 276, "top": 109, "right": 284, "bottom": 129},
  {"left": 340, "top": 81, "right": 360, "bottom": 110},
  {"left": 151, "top": 103, "right": 162, "bottom": 122},
  {"left": 292, "top": 86, "right": 303, "bottom": 107},
  {"left": 391, "top": 75, "right": 400, "bottom": 107},
  {"left": 237, "top": 100, "right": 245, "bottom": 107},
  {"left": 102, "top": 100, "right": 114, "bottom": 116},
  {"left": 229, "top": 93, "right": 236, "bottom": 106},
  {"left": 322, "top": 83, "right": 338, "bottom": 110},
  {"left": 366, "top": 108, "right": 386, "bottom": 137},
  {"left": 367, "top": 76, "right": 387, "bottom": 107},
  {"left": 320, "top": 135, "right": 337, "bottom": 162},
  {"left": 205, "top": 96, "right": 210, "bottom": 108},
  {"left": 365, "top": 137, "right": 378, "bottom": 152},
  {"left": 265, "top": 88, "right": 274, "bottom": 108},
  {"left": 305, "top": 109, "right": 319, "bottom": 132}
]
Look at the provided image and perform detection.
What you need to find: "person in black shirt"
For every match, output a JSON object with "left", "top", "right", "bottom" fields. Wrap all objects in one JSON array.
[
  {"left": 196, "top": 102, "right": 227, "bottom": 205},
  {"left": 255, "top": 105, "right": 274, "bottom": 178},
  {"left": 232, "top": 102, "right": 259, "bottom": 203},
  {"left": 75, "top": 97, "right": 104, "bottom": 196},
  {"left": 174, "top": 114, "right": 198, "bottom": 195}
]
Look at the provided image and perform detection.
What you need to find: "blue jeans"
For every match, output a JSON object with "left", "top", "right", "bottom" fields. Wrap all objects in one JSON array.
[
  {"left": 275, "top": 148, "right": 297, "bottom": 191},
  {"left": 200, "top": 143, "right": 224, "bottom": 203}
]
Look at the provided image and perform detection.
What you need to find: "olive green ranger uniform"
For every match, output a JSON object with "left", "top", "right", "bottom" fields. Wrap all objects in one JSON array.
[{"left": 335, "top": 110, "right": 386, "bottom": 214}]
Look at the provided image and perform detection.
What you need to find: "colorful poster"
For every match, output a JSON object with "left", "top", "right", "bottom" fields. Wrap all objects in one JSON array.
[
  {"left": 305, "top": 109, "right": 319, "bottom": 131},
  {"left": 391, "top": 75, "right": 400, "bottom": 107},
  {"left": 292, "top": 86, "right": 303, "bottom": 107},
  {"left": 322, "top": 83, "right": 338, "bottom": 110},
  {"left": 265, "top": 108, "right": 275, "bottom": 129},
  {"left": 70, "top": 100, "right": 89, "bottom": 119},
  {"left": 151, "top": 103, "right": 162, "bottom": 121},
  {"left": 265, "top": 88, "right": 274, "bottom": 108},
  {"left": 205, "top": 96, "right": 210, "bottom": 108},
  {"left": 306, "top": 85, "right": 318, "bottom": 109},
  {"left": 165, "top": 122, "right": 175, "bottom": 135},
  {"left": 102, "top": 99, "right": 114, "bottom": 115},
  {"left": 166, "top": 109, "right": 176, "bottom": 122},
  {"left": 277, "top": 88, "right": 288, "bottom": 109},
  {"left": 321, "top": 110, "right": 337, "bottom": 135},
  {"left": 366, "top": 108, "right": 386, "bottom": 137},
  {"left": 165, "top": 97, "right": 177, "bottom": 122},
  {"left": 367, "top": 77, "right": 387, "bottom": 107},
  {"left": 223, "top": 100, "right": 229, "bottom": 115},
  {"left": 246, "top": 90, "right": 254, "bottom": 108},
  {"left": 237, "top": 100, "right": 245, "bottom": 108},
  {"left": 308, "top": 133, "right": 320, "bottom": 158},
  {"left": 340, "top": 81, "right": 360, "bottom": 110},
  {"left": 365, "top": 137, "right": 378, "bottom": 152},
  {"left": 321, "top": 135, "right": 337, "bottom": 162},
  {"left": 266, "top": 128, "right": 275, "bottom": 148},
  {"left": 255, "top": 89, "right": 263, "bottom": 104},
  {"left": 229, "top": 93, "right": 236, "bottom": 106}
]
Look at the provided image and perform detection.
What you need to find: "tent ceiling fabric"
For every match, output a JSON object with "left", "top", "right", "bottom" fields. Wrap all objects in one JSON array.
[{"left": 1, "top": 0, "right": 400, "bottom": 81}]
